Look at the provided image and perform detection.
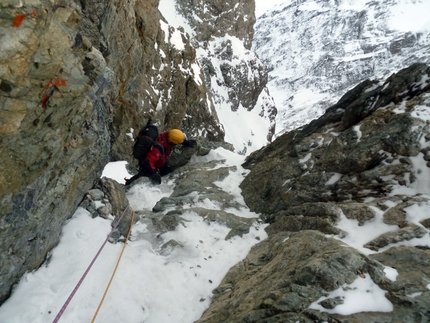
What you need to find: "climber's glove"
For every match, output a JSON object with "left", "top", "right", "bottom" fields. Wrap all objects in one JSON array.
[{"left": 183, "top": 139, "right": 197, "bottom": 148}]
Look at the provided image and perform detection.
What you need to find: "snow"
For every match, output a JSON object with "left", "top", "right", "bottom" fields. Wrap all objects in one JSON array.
[
  {"left": 159, "top": 20, "right": 170, "bottom": 44},
  {"left": 353, "top": 125, "right": 362, "bottom": 142},
  {"left": 255, "top": 0, "right": 290, "bottom": 18},
  {"left": 325, "top": 173, "right": 342, "bottom": 185},
  {"left": 335, "top": 208, "right": 397, "bottom": 255},
  {"left": 101, "top": 161, "right": 129, "bottom": 183},
  {"left": 389, "top": 153, "right": 430, "bottom": 195},
  {"left": 388, "top": 1, "right": 430, "bottom": 33},
  {"left": 383, "top": 266, "right": 399, "bottom": 282},
  {"left": 299, "top": 152, "right": 312, "bottom": 164},
  {"left": 298, "top": 1, "right": 330, "bottom": 13},
  {"left": 309, "top": 274, "right": 393, "bottom": 315},
  {"left": 407, "top": 292, "right": 422, "bottom": 298},
  {"left": 170, "top": 28, "right": 185, "bottom": 50}
]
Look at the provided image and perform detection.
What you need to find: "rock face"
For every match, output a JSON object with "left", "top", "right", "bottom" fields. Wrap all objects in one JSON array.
[
  {"left": 0, "top": 0, "right": 227, "bottom": 303},
  {"left": 79, "top": 0, "right": 225, "bottom": 156},
  {"left": 176, "top": 0, "right": 255, "bottom": 49},
  {"left": 0, "top": 1, "right": 112, "bottom": 303},
  {"left": 196, "top": 63, "right": 430, "bottom": 322},
  {"left": 175, "top": 0, "right": 262, "bottom": 111},
  {"left": 241, "top": 63, "right": 430, "bottom": 215}
]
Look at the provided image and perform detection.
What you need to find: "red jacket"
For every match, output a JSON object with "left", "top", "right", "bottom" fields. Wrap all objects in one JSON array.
[{"left": 145, "top": 131, "right": 173, "bottom": 171}]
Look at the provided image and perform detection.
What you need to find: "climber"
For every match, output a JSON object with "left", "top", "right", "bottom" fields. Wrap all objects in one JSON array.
[{"left": 125, "top": 128, "right": 197, "bottom": 186}]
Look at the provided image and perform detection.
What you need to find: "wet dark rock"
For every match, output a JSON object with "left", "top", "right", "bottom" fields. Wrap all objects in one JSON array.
[{"left": 319, "top": 296, "right": 344, "bottom": 310}]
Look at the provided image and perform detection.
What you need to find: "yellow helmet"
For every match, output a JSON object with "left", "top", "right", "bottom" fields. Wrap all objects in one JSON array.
[{"left": 167, "top": 129, "right": 185, "bottom": 145}]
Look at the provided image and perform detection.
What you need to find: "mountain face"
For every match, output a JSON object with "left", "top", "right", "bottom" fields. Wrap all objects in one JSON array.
[
  {"left": 253, "top": 0, "right": 430, "bottom": 134},
  {"left": 197, "top": 63, "right": 430, "bottom": 323}
]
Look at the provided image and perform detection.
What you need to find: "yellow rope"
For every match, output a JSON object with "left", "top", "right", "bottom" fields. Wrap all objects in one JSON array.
[{"left": 90, "top": 210, "right": 135, "bottom": 323}]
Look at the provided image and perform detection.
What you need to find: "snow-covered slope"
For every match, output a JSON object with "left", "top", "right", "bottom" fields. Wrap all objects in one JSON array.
[
  {"left": 159, "top": 0, "right": 276, "bottom": 155},
  {"left": 253, "top": 0, "right": 430, "bottom": 135}
]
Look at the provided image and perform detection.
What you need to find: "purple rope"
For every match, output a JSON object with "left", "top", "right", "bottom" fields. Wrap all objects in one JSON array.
[{"left": 52, "top": 204, "right": 130, "bottom": 323}]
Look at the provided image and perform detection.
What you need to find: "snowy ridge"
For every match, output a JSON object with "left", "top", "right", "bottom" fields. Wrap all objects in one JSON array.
[{"left": 253, "top": 0, "right": 430, "bottom": 135}]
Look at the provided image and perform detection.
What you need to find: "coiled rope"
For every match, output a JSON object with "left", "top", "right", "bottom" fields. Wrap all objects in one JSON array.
[
  {"left": 90, "top": 210, "right": 135, "bottom": 323},
  {"left": 52, "top": 204, "right": 131, "bottom": 323}
]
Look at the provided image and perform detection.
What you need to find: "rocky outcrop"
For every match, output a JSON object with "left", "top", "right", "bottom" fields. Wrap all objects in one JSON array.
[
  {"left": 369, "top": 247, "right": 430, "bottom": 323},
  {"left": 79, "top": 0, "right": 225, "bottom": 158},
  {"left": 0, "top": 0, "right": 225, "bottom": 303},
  {"left": 197, "top": 230, "right": 389, "bottom": 323},
  {"left": 241, "top": 63, "right": 430, "bottom": 214},
  {"left": 196, "top": 63, "right": 430, "bottom": 322},
  {"left": 176, "top": 0, "right": 255, "bottom": 50},
  {"left": 79, "top": 177, "right": 135, "bottom": 241}
]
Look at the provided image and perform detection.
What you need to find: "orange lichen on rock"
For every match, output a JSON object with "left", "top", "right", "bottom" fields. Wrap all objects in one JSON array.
[
  {"left": 53, "top": 78, "right": 67, "bottom": 87},
  {"left": 11, "top": 14, "right": 27, "bottom": 27}
]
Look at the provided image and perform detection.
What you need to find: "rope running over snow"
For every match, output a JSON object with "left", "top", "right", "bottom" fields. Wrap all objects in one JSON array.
[
  {"left": 90, "top": 210, "right": 135, "bottom": 323},
  {"left": 52, "top": 204, "right": 131, "bottom": 323}
]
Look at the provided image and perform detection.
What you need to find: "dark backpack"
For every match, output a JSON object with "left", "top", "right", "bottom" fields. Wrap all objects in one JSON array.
[{"left": 132, "top": 120, "right": 164, "bottom": 159}]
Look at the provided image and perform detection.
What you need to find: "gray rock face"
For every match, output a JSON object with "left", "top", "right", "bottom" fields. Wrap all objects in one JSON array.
[
  {"left": 241, "top": 63, "right": 430, "bottom": 214},
  {"left": 176, "top": 0, "right": 255, "bottom": 50},
  {"left": 370, "top": 247, "right": 430, "bottom": 323},
  {"left": 195, "top": 63, "right": 430, "bottom": 322},
  {"left": 79, "top": 0, "right": 225, "bottom": 156},
  {"left": 0, "top": 1, "right": 111, "bottom": 303}
]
